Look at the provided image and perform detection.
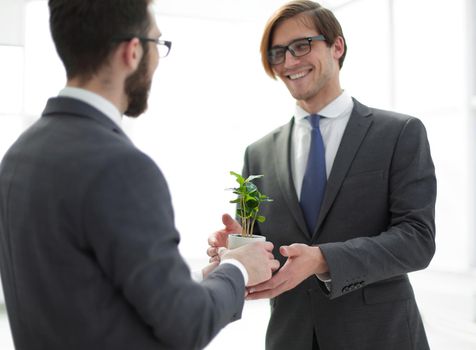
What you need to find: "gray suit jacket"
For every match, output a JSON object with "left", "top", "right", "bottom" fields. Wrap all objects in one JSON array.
[
  {"left": 243, "top": 99, "right": 436, "bottom": 350},
  {"left": 0, "top": 97, "right": 245, "bottom": 350}
]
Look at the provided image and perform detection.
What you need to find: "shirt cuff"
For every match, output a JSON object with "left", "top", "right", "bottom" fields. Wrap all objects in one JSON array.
[
  {"left": 316, "top": 272, "right": 331, "bottom": 283},
  {"left": 315, "top": 273, "right": 332, "bottom": 292},
  {"left": 221, "top": 259, "right": 248, "bottom": 285},
  {"left": 191, "top": 270, "right": 203, "bottom": 282}
]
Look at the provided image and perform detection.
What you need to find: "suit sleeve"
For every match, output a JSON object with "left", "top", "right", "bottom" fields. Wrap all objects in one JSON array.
[
  {"left": 318, "top": 117, "right": 436, "bottom": 299},
  {"left": 82, "top": 150, "right": 245, "bottom": 349}
]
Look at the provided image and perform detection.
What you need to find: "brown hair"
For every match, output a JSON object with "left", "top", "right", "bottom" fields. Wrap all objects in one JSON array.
[
  {"left": 260, "top": 0, "right": 347, "bottom": 79},
  {"left": 49, "top": 0, "right": 152, "bottom": 81}
]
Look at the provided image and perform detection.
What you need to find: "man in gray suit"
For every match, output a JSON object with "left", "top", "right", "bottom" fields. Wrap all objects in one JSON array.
[
  {"left": 208, "top": 1, "right": 436, "bottom": 349},
  {"left": 0, "top": 1, "right": 280, "bottom": 349}
]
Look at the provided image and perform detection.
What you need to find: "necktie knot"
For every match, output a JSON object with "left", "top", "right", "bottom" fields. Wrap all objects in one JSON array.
[{"left": 307, "top": 114, "right": 321, "bottom": 129}]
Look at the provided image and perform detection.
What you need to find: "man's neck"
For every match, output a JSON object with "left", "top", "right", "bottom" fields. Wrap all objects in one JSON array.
[
  {"left": 67, "top": 76, "right": 126, "bottom": 114},
  {"left": 297, "top": 81, "right": 342, "bottom": 114}
]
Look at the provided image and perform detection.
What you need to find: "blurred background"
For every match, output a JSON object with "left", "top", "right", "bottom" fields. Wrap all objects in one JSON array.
[{"left": 0, "top": 0, "right": 475, "bottom": 348}]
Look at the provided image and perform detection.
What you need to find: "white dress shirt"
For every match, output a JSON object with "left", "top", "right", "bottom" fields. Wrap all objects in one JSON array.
[
  {"left": 59, "top": 87, "right": 123, "bottom": 128},
  {"left": 291, "top": 90, "right": 354, "bottom": 199},
  {"left": 191, "top": 259, "right": 248, "bottom": 285}
]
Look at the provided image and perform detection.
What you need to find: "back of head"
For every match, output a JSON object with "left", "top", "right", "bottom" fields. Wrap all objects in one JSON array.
[
  {"left": 260, "top": 0, "right": 347, "bottom": 79},
  {"left": 48, "top": 0, "right": 152, "bottom": 82}
]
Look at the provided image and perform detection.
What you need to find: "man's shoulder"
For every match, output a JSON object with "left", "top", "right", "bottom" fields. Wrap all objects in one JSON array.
[
  {"left": 247, "top": 120, "right": 292, "bottom": 149},
  {"left": 352, "top": 98, "right": 422, "bottom": 127}
]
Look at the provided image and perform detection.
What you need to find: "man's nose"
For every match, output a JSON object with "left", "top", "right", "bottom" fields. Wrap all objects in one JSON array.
[{"left": 283, "top": 49, "right": 300, "bottom": 67}]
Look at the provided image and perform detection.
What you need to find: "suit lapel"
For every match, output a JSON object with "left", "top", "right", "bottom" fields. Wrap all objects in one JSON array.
[
  {"left": 313, "top": 99, "right": 373, "bottom": 238},
  {"left": 272, "top": 119, "right": 310, "bottom": 238}
]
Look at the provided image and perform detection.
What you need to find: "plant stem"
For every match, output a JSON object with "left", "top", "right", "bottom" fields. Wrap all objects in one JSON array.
[
  {"left": 250, "top": 215, "right": 256, "bottom": 238},
  {"left": 240, "top": 196, "right": 247, "bottom": 236}
]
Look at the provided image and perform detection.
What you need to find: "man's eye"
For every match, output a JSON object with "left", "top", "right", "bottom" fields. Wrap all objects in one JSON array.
[
  {"left": 291, "top": 42, "right": 309, "bottom": 53},
  {"left": 270, "top": 49, "right": 284, "bottom": 58}
]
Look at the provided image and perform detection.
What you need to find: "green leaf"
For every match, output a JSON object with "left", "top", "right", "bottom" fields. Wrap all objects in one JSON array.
[
  {"left": 245, "top": 198, "right": 259, "bottom": 209},
  {"left": 244, "top": 182, "right": 257, "bottom": 194},
  {"left": 230, "top": 171, "right": 245, "bottom": 185},
  {"left": 260, "top": 195, "right": 273, "bottom": 202},
  {"left": 246, "top": 174, "right": 264, "bottom": 182},
  {"left": 256, "top": 215, "right": 266, "bottom": 223}
]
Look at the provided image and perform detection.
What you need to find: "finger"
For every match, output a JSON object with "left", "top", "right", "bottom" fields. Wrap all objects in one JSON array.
[
  {"left": 248, "top": 275, "right": 281, "bottom": 293},
  {"left": 209, "top": 255, "right": 220, "bottom": 263},
  {"left": 222, "top": 213, "right": 241, "bottom": 231},
  {"left": 208, "top": 230, "right": 226, "bottom": 247},
  {"left": 246, "top": 285, "right": 284, "bottom": 300},
  {"left": 207, "top": 246, "right": 218, "bottom": 257},
  {"left": 270, "top": 259, "right": 280, "bottom": 271},
  {"left": 265, "top": 241, "right": 274, "bottom": 250},
  {"left": 208, "top": 237, "right": 216, "bottom": 246},
  {"left": 279, "top": 244, "right": 299, "bottom": 258},
  {"left": 222, "top": 213, "right": 235, "bottom": 226},
  {"left": 246, "top": 289, "right": 272, "bottom": 300},
  {"left": 247, "top": 280, "right": 287, "bottom": 300},
  {"left": 247, "top": 280, "right": 269, "bottom": 293}
]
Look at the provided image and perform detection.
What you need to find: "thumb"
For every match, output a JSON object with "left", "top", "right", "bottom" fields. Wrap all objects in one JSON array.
[
  {"left": 222, "top": 213, "right": 241, "bottom": 231},
  {"left": 279, "top": 244, "right": 300, "bottom": 258}
]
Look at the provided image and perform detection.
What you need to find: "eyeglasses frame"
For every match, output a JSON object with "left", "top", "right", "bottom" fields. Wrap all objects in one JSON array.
[
  {"left": 137, "top": 37, "right": 172, "bottom": 58},
  {"left": 113, "top": 36, "right": 172, "bottom": 58},
  {"left": 267, "top": 34, "right": 326, "bottom": 65}
]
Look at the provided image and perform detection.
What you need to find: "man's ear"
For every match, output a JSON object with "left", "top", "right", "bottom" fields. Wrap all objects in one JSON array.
[
  {"left": 332, "top": 36, "right": 345, "bottom": 61},
  {"left": 122, "top": 38, "right": 143, "bottom": 71}
]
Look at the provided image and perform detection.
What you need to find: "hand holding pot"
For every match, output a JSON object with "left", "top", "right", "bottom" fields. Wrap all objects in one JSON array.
[
  {"left": 207, "top": 213, "right": 241, "bottom": 262},
  {"left": 219, "top": 242, "right": 280, "bottom": 286}
]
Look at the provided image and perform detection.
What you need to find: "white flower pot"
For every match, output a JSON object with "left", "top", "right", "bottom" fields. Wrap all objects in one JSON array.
[{"left": 227, "top": 233, "right": 266, "bottom": 249}]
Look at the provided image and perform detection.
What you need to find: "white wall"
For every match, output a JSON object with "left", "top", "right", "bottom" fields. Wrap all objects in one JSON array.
[
  {"left": 0, "top": 0, "right": 24, "bottom": 46},
  {"left": 0, "top": 0, "right": 25, "bottom": 117},
  {"left": 468, "top": 0, "right": 476, "bottom": 269},
  {"left": 0, "top": 0, "right": 474, "bottom": 271}
]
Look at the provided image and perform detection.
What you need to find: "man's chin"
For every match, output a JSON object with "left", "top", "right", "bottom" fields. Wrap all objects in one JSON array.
[{"left": 124, "top": 92, "right": 149, "bottom": 117}]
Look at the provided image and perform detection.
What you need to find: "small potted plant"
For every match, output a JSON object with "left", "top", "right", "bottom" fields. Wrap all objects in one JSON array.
[{"left": 227, "top": 171, "right": 273, "bottom": 249}]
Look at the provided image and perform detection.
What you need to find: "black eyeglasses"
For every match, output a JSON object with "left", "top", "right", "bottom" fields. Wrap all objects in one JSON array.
[
  {"left": 114, "top": 37, "right": 172, "bottom": 58},
  {"left": 138, "top": 37, "right": 172, "bottom": 58},
  {"left": 267, "top": 35, "right": 326, "bottom": 65}
]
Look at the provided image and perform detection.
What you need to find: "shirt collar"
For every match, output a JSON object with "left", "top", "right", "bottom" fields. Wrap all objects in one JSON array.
[
  {"left": 58, "top": 87, "right": 123, "bottom": 128},
  {"left": 294, "top": 90, "right": 353, "bottom": 122}
]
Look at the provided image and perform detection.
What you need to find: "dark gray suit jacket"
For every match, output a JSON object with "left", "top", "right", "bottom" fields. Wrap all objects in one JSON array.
[
  {"left": 0, "top": 97, "right": 245, "bottom": 350},
  {"left": 243, "top": 99, "right": 436, "bottom": 350}
]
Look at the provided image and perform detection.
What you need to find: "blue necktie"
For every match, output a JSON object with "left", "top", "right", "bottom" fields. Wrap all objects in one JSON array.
[{"left": 300, "top": 115, "right": 327, "bottom": 233}]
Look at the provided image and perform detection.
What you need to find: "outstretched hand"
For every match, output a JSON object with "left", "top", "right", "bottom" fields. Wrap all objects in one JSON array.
[
  {"left": 207, "top": 214, "right": 242, "bottom": 262},
  {"left": 246, "top": 244, "right": 329, "bottom": 299}
]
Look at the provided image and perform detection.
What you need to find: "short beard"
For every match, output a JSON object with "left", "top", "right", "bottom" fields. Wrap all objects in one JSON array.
[{"left": 124, "top": 51, "right": 152, "bottom": 118}]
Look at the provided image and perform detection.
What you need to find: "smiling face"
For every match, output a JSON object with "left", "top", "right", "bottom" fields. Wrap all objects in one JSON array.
[{"left": 271, "top": 14, "right": 344, "bottom": 112}]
